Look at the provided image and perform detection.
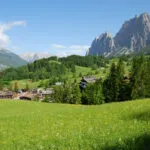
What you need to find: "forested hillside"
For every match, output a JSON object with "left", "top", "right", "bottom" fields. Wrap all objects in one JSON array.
[
  {"left": 0, "top": 53, "right": 149, "bottom": 104},
  {"left": 0, "top": 55, "right": 108, "bottom": 81}
]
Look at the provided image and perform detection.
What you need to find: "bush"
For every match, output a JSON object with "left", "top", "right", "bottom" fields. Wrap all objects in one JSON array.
[
  {"left": 32, "top": 96, "right": 39, "bottom": 102},
  {"left": 91, "top": 64, "right": 98, "bottom": 70},
  {"left": 42, "top": 96, "right": 49, "bottom": 103},
  {"left": 82, "top": 80, "right": 104, "bottom": 105}
]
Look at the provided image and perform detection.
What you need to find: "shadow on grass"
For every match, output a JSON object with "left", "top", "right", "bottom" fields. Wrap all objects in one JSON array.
[
  {"left": 102, "top": 134, "right": 150, "bottom": 150},
  {"left": 131, "top": 111, "right": 150, "bottom": 121},
  {"left": 122, "top": 110, "right": 150, "bottom": 122}
]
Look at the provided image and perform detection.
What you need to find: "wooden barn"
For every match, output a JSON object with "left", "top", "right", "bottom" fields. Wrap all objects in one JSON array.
[
  {"left": 19, "top": 93, "right": 35, "bottom": 100},
  {"left": 80, "top": 76, "right": 96, "bottom": 90},
  {"left": 0, "top": 91, "right": 13, "bottom": 99}
]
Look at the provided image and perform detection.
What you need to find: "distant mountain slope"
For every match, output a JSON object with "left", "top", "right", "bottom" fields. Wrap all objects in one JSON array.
[
  {"left": 0, "top": 49, "right": 27, "bottom": 68},
  {"left": 87, "top": 12, "right": 150, "bottom": 57}
]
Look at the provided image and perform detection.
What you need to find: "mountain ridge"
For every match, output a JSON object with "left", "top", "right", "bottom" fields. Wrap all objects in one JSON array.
[
  {"left": 0, "top": 49, "right": 27, "bottom": 69},
  {"left": 87, "top": 12, "right": 150, "bottom": 57}
]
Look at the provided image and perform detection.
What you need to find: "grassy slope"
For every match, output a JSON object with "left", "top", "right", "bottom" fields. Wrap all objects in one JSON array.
[
  {"left": 0, "top": 99, "right": 149, "bottom": 149},
  {"left": 10, "top": 79, "right": 40, "bottom": 89}
]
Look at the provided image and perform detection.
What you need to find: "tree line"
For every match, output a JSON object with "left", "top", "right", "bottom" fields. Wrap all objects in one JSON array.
[
  {"left": 0, "top": 54, "right": 149, "bottom": 105},
  {"left": 43, "top": 55, "right": 150, "bottom": 104},
  {"left": 0, "top": 55, "right": 108, "bottom": 82}
]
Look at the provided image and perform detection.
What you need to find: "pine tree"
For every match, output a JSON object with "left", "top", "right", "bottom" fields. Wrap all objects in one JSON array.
[
  {"left": 103, "top": 63, "right": 119, "bottom": 102},
  {"left": 0, "top": 80, "right": 3, "bottom": 90},
  {"left": 116, "top": 59, "right": 124, "bottom": 81},
  {"left": 144, "top": 58, "right": 150, "bottom": 97},
  {"left": 82, "top": 80, "right": 104, "bottom": 105},
  {"left": 103, "top": 61, "right": 126, "bottom": 102},
  {"left": 116, "top": 59, "right": 128, "bottom": 101},
  {"left": 52, "top": 86, "right": 64, "bottom": 103},
  {"left": 79, "top": 72, "right": 83, "bottom": 77},
  {"left": 92, "top": 80, "right": 104, "bottom": 104},
  {"left": 62, "top": 83, "right": 72, "bottom": 103},
  {"left": 8, "top": 84, "right": 13, "bottom": 91},
  {"left": 42, "top": 95, "right": 49, "bottom": 103},
  {"left": 26, "top": 84, "right": 29, "bottom": 91},
  {"left": 72, "top": 83, "right": 81, "bottom": 104},
  {"left": 131, "top": 56, "right": 147, "bottom": 99},
  {"left": 14, "top": 82, "right": 19, "bottom": 92}
]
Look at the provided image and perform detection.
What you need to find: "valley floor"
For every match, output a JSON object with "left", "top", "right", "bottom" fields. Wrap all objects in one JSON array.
[{"left": 0, "top": 99, "right": 149, "bottom": 149}]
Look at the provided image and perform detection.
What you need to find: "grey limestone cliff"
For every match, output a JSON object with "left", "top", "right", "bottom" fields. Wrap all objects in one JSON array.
[{"left": 87, "top": 12, "right": 150, "bottom": 56}]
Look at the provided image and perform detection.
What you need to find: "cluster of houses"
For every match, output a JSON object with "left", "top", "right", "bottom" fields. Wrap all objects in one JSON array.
[
  {"left": 0, "top": 76, "right": 98, "bottom": 101},
  {"left": 0, "top": 88, "right": 53, "bottom": 101}
]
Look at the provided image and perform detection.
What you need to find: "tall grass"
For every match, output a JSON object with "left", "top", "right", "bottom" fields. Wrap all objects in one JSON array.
[{"left": 0, "top": 99, "right": 149, "bottom": 149}]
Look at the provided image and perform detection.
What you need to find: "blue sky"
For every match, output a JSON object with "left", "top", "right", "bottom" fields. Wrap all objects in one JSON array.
[{"left": 0, "top": 0, "right": 150, "bottom": 56}]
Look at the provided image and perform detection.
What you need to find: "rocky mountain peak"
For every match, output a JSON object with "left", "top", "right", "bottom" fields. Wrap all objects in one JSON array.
[
  {"left": 105, "top": 31, "right": 112, "bottom": 37},
  {"left": 87, "top": 32, "right": 115, "bottom": 55},
  {"left": 87, "top": 12, "right": 150, "bottom": 56},
  {"left": 115, "top": 12, "right": 150, "bottom": 50},
  {"left": 96, "top": 32, "right": 112, "bottom": 40},
  {"left": 140, "top": 12, "right": 149, "bottom": 19}
]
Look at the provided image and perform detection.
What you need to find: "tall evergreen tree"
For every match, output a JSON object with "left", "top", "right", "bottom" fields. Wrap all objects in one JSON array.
[
  {"left": 103, "top": 60, "right": 126, "bottom": 102},
  {"left": 116, "top": 59, "right": 129, "bottom": 101},
  {"left": 71, "top": 81, "right": 81, "bottom": 104},
  {"left": 144, "top": 58, "right": 150, "bottom": 97},
  {"left": 130, "top": 56, "right": 147, "bottom": 99},
  {"left": 82, "top": 79, "right": 104, "bottom": 105},
  {"left": 103, "top": 63, "right": 119, "bottom": 102},
  {"left": 26, "top": 84, "right": 29, "bottom": 91},
  {"left": 92, "top": 79, "right": 104, "bottom": 104},
  {"left": 62, "top": 82, "right": 72, "bottom": 103},
  {"left": 52, "top": 86, "right": 64, "bottom": 103},
  {"left": 0, "top": 80, "right": 4, "bottom": 90},
  {"left": 14, "top": 82, "right": 19, "bottom": 92},
  {"left": 8, "top": 83, "right": 13, "bottom": 91}
]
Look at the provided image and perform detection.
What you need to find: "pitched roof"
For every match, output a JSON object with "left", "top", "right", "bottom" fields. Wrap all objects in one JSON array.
[
  {"left": 0, "top": 91, "right": 13, "bottom": 96},
  {"left": 82, "top": 76, "right": 96, "bottom": 83}
]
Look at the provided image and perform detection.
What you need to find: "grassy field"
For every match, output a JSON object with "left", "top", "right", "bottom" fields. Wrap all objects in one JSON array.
[
  {"left": 0, "top": 99, "right": 149, "bottom": 150},
  {"left": 11, "top": 79, "right": 40, "bottom": 89}
]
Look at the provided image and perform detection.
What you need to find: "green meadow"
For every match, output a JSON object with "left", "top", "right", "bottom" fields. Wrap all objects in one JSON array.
[{"left": 0, "top": 99, "right": 149, "bottom": 150}]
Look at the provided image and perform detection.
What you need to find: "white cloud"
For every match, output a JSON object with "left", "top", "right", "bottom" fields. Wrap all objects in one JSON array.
[
  {"left": 0, "top": 21, "right": 26, "bottom": 49},
  {"left": 51, "top": 44, "right": 66, "bottom": 49}
]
